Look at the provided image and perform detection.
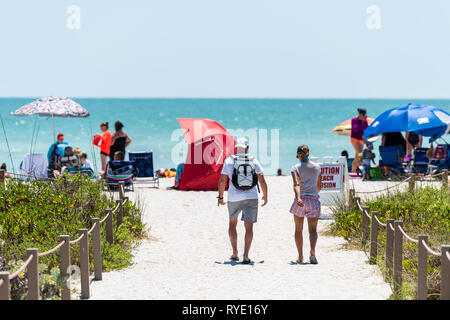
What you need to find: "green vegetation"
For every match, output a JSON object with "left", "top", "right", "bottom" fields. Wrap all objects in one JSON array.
[
  {"left": 0, "top": 175, "right": 146, "bottom": 300},
  {"left": 330, "top": 186, "right": 450, "bottom": 300}
]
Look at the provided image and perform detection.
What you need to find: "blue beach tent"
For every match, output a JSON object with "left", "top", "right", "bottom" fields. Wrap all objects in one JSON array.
[{"left": 363, "top": 104, "right": 450, "bottom": 143}]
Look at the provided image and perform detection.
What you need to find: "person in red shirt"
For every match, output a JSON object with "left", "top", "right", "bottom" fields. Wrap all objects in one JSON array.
[{"left": 95, "top": 122, "right": 111, "bottom": 171}]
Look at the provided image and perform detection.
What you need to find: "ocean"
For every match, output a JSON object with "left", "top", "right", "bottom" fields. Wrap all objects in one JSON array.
[{"left": 0, "top": 98, "right": 449, "bottom": 176}]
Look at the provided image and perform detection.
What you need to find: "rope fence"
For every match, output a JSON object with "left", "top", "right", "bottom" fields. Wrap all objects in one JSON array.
[
  {"left": 354, "top": 194, "right": 450, "bottom": 300},
  {"left": 0, "top": 181, "right": 128, "bottom": 300}
]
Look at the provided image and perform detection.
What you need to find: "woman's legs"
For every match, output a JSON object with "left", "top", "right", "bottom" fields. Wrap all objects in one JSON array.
[
  {"left": 293, "top": 215, "right": 304, "bottom": 262},
  {"left": 307, "top": 218, "right": 319, "bottom": 256},
  {"left": 351, "top": 141, "right": 363, "bottom": 173},
  {"left": 100, "top": 153, "right": 107, "bottom": 171}
]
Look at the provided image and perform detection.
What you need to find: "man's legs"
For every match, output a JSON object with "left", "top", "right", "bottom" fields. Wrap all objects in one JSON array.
[
  {"left": 307, "top": 218, "right": 319, "bottom": 257},
  {"left": 243, "top": 221, "right": 254, "bottom": 262},
  {"left": 293, "top": 215, "right": 304, "bottom": 262},
  {"left": 228, "top": 218, "right": 238, "bottom": 259}
]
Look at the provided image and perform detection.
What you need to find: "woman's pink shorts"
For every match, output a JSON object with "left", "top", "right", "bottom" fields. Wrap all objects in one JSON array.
[{"left": 290, "top": 195, "right": 321, "bottom": 218}]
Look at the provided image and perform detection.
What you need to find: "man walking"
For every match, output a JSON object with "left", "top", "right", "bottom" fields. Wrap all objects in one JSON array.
[{"left": 217, "top": 138, "right": 268, "bottom": 264}]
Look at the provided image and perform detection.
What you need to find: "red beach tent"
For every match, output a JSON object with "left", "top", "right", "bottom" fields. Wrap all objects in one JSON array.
[{"left": 176, "top": 118, "right": 235, "bottom": 191}]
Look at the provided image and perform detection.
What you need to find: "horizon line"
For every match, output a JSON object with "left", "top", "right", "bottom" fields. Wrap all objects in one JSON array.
[{"left": 1, "top": 96, "right": 450, "bottom": 100}]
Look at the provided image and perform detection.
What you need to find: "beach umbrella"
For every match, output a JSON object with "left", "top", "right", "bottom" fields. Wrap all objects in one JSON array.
[
  {"left": 331, "top": 118, "right": 374, "bottom": 136},
  {"left": 176, "top": 118, "right": 235, "bottom": 190},
  {"left": 10, "top": 96, "right": 89, "bottom": 141},
  {"left": 363, "top": 104, "right": 450, "bottom": 143}
]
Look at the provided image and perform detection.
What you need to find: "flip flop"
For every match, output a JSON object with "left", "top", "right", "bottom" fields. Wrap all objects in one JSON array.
[
  {"left": 309, "top": 256, "right": 318, "bottom": 265},
  {"left": 242, "top": 259, "right": 251, "bottom": 264},
  {"left": 230, "top": 256, "right": 239, "bottom": 262}
]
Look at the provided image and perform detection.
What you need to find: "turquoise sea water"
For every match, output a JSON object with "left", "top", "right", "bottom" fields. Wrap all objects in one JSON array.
[{"left": 0, "top": 98, "right": 449, "bottom": 175}]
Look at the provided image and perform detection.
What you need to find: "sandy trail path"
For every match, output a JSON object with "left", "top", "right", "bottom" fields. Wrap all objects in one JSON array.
[{"left": 88, "top": 176, "right": 393, "bottom": 300}]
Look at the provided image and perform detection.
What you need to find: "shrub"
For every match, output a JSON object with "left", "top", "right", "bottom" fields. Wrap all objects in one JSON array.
[
  {"left": 330, "top": 186, "right": 449, "bottom": 300},
  {"left": 0, "top": 175, "right": 146, "bottom": 299}
]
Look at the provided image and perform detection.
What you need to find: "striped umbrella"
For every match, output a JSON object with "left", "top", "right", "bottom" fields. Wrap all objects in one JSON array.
[
  {"left": 10, "top": 96, "right": 89, "bottom": 140},
  {"left": 331, "top": 118, "right": 374, "bottom": 136}
]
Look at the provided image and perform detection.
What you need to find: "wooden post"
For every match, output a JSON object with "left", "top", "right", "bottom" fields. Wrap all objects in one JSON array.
[
  {"left": 417, "top": 235, "right": 428, "bottom": 300},
  {"left": 106, "top": 209, "right": 114, "bottom": 244},
  {"left": 27, "top": 248, "right": 39, "bottom": 300},
  {"left": 361, "top": 206, "right": 370, "bottom": 245},
  {"left": 0, "top": 272, "right": 9, "bottom": 300},
  {"left": 441, "top": 245, "right": 450, "bottom": 300},
  {"left": 92, "top": 218, "right": 102, "bottom": 281},
  {"left": 409, "top": 175, "right": 415, "bottom": 193},
  {"left": 349, "top": 189, "right": 355, "bottom": 210},
  {"left": 369, "top": 211, "right": 379, "bottom": 264},
  {"left": 393, "top": 221, "right": 404, "bottom": 293},
  {"left": 385, "top": 219, "right": 395, "bottom": 277},
  {"left": 79, "top": 229, "right": 90, "bottom": 299},
  {"left": 119, "top": 181, "right": 125, "bottom": 200},
  {"left": 116, "top": 199, "right": 123, "bottom": 226},
  {"left": 443, "top": 170, "right": 448, "bottom": 192},
  {"left": 59, "top": 235, "right": 71, "bottom": 300}
]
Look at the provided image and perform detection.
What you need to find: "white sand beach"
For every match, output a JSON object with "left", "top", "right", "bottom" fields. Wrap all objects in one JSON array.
[{"left": 83, "top": 176, "right": 418, "bottom": 300}]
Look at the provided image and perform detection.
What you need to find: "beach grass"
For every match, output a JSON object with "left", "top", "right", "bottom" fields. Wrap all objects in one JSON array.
[
  {"left": 329, "top": 185, "right": 450, "bottom": 300},
  {"left": 0, "top": 175, "right": 146, "bottom": 300}
]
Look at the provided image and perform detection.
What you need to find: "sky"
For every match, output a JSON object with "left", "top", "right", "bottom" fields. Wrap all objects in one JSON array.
[{"left": 1, "top": 0, "right": 450, "bottom": 98}]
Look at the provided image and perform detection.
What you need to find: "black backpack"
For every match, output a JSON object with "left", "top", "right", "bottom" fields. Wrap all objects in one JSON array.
[{"left": 231, "top": 154, "right": 259, "bottom": 191}]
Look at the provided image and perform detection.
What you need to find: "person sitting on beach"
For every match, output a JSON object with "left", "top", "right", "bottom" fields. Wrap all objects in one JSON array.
[
  {"left": 290, "top": 145, "right": 322, "bottom": 264},
  {"left": 217, "top": 137, "right": 268, "bottom": 264},
  {"left": 47, "top": 133, "right": 68, "bottom": 177},
  {"left": 359, "top": 142, "right": 376, "bottom": 181},
  {"left": 1, "top": 163, "right": 11, "bottom": 179},
  {"left": 80, "top": 153, "right": 93, "bottom": 170},
  {"left": 113, "top": 151, "right": 125, "bottom": 161}
]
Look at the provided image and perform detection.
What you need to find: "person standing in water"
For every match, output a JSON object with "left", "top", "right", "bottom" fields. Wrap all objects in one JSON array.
[
  {"left": 109, "top": 121, "right": 132, "bottom": 161},
  {"left": 350, "top": 108, "right": 369, "bottom": 173},
  {"left": 290, "top": 145, "right": 322, "bottom": 264},
  {"left": 95, "top": 122, "right": 111, "bottom": 172}
]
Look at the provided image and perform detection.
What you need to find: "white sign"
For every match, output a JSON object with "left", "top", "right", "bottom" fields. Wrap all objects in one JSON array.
[{"left": 319, "top": 163, "right": 344, "bottom": 191}]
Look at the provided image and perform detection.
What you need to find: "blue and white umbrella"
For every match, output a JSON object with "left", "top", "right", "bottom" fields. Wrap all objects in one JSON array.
[
  {"left": 10, "top": 96, "right": 89, "bottom": 140},
  {"left": 363, "top": 104, "right": 450, "bottom": 143}
]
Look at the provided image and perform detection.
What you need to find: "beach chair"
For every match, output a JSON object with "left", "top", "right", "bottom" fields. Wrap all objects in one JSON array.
[
  {"left": 19, "top": 153, "right": 48, "bottom": 180},
  {"left": 428, "top": 143, "right": 450, "bottom": 174},
  {"left": 128, "top": 151, "right": 159, "bottom": 188},
  {"left": 410, "top": 147, "right": 429, "bottom": 174},
  {"left": 63, "top": 166, "right": 96, "bottom": 179},
  {"left": 104, "top": 160, "right": 137, "bottom": 191},
  {"left": 379, "top": 145, "right": 405, "bottom": 176}
]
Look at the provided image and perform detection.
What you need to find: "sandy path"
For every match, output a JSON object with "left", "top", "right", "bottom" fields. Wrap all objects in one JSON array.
[{"left": 88, "top": 176, "right": 392, "bottom": 300}]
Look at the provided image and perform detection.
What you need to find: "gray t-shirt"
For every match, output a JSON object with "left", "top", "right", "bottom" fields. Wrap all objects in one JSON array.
[{"left": 291, "top": 160, "right": 321, "bottom": 196}]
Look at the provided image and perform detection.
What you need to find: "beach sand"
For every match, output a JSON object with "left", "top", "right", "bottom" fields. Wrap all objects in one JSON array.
[{"left": 84, "top": 176, "right": 411, "bottom": 300}]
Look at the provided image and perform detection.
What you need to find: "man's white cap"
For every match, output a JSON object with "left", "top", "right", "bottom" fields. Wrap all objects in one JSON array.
[{"left": 235, "top": 137, "right": 249, "bottom": 149}]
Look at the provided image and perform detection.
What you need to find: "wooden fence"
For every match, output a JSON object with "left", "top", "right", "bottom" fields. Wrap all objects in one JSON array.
[
  {"left": 349, "top": 171, "right": 449, "bottom": 299},
  {"left": 0, "top": 179, "right": 129, "bottom": 300}
]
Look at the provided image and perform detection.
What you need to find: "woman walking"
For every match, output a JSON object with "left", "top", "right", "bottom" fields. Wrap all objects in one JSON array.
[
  {"left": 350, "top": 108, "right": 369, "bottom": 173},
  {"left": 110, "top": 121, "right": 132, "bottom": 161},
  {"left": 95, "top": 122, "right": 111, "bottom": 171},
  {"left": 290, "top": 145, "right": 322, "bottom": 264}
]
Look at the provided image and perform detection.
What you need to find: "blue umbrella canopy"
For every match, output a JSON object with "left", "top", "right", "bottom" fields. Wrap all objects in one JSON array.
[{"left": 363, "top": 104, "right": 450, "bottom": 143}]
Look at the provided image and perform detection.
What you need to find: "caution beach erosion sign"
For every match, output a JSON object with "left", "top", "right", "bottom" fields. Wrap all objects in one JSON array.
[{"left": 319, "top": 163, "right": 344, "bottom": 191}]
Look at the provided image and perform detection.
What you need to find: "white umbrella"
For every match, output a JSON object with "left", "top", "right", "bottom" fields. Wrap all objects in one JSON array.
[{"left": 10, "top": 96, "right": 89, "bottom": 141}]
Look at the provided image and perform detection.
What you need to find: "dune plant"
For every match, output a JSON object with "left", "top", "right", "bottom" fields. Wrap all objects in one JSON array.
[
  {"left": 0, "top": 174, "right": 146, "bottom": 299},
  {"left": 330, "top": 186, "right": 449, "bottom": 300}
]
